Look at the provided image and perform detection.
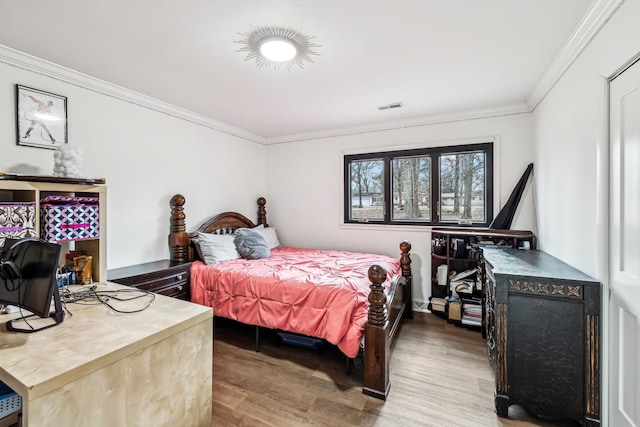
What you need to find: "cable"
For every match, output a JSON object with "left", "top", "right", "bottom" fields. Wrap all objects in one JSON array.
[
  {"left": 60, "top": 286, "right": 155, "bottom": 315},
  {"left": 2, "top": 241, "right": 43, "bottom": 331}
]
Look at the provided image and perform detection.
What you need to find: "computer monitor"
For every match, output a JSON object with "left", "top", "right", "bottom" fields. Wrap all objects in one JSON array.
[{"left": 0, "top": 238, "right": 64, "bottom": 332}]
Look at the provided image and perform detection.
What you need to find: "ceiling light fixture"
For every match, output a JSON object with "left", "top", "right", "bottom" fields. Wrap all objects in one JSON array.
[
  {"left": 236, "top": 27, "right": 320, "bottom": 70},
  {"left": 258, "top": 37, "right": 297, "bottom": 62}
]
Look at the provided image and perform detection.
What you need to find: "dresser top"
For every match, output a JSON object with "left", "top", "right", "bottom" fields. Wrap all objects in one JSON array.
[
  {"left": 431, "top": 227, "right": 534, "bottom": 239},
  {"left": 482, "top": 247, "right": 598, "bottom": 284},
  {"left": 108, "top": 259, "right": 189, "bottom": 281}
]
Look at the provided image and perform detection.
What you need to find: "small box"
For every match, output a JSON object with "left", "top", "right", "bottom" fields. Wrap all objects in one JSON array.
[
  {"left": 276, "top": 331, "right": 326, "bottom": 354},
  {"left": 0, "top": 202, "right": 37, "bottom": 247},
  {"left": 448, "top": 302, "right": 462, "bottom": 321},
  {"left": 40, "top": 196, "right": 99, "bottom": 242},
  {"left": 437, "top": 264, "right": 448, "bottom": 286},
  {"left": 0, "top": 381, "right": 21, "bottom": 420}
]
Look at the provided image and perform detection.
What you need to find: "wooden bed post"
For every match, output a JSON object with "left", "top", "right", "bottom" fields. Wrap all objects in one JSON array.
[
  {"left": 257, "top": 197, "right": 268, "bottom": 227},
  {"left": 400, "top": 240, "right": 413, "bottom": 319},
  {"left": 363, "top": 264, "right": 391, "bottom": 399},
  {"left": 169, "top": 194, "right": 190, "bottom": 263}
]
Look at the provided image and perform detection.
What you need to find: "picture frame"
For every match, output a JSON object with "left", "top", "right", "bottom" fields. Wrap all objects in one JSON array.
[{"left": 16, "top": 85, "right": 68, "bottom": 149}]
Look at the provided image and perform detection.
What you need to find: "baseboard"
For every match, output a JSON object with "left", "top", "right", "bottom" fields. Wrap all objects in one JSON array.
[{"left": 412, "top": 300, "right": 431, "bottom": 313}]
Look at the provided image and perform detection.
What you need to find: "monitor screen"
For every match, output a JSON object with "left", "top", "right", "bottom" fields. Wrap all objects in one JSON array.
[{"left": 0, "top": 238, "right": 63, "bottom": 332}]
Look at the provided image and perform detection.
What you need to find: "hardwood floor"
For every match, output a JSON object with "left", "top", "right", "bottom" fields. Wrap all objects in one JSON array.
[{"left": 211, "top": 313, "right": 582, "bottom": 427}]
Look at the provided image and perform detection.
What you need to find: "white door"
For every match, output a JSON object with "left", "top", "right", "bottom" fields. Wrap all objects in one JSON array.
[{"left": 610, "top": 57, "right": 640, "bottom": 427}]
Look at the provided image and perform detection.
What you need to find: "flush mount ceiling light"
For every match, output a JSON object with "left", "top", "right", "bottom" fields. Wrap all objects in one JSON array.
[
  {"left": 259, "top": 37, "right": 297, "bottom": 62},
  {"left": 235, "top": 27, "right": 320, "bottom": 70}
]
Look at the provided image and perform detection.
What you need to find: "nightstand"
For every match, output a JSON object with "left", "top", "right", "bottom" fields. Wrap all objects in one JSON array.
[{"left": 107, "top": 260, "right": 192, "bottom": 301}]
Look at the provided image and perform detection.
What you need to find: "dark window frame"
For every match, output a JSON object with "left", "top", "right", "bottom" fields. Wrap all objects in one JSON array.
[{"left": 343, "top": 142, "right": 494, "bottom": 227}]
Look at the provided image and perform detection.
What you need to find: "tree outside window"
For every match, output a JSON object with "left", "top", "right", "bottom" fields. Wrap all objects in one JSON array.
[
  {"left": 439, "top": 151, "right": 486, "bottom": 222},
  {"left": 349, "top": 159, "right": 383, "bottom": 221},
  {"left": 391, "top": 156, "right": 430, "bottom": 221}
]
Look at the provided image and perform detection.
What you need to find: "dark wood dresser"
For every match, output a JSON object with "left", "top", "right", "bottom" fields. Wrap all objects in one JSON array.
[
  {"left": 107, "top": 260, "right": 192, "bottom": 301},
  {"left": 481, "top": 247, "right": 600, "bottom": 426}
]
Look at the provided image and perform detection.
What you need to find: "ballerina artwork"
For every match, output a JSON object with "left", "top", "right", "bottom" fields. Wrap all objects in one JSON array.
[{"left": 16, "top": 85, "right": 67, "bottom": 149}]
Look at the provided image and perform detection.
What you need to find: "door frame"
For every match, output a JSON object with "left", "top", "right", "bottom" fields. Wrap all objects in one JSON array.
[{"left": 601, "top": 50, "right": 640, "bottom": 426}]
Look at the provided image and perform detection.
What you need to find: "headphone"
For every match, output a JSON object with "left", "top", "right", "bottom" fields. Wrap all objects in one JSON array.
[
  {"left": 0, "top": 238, "right": 42, "bottom": 281},
  {"left": 0, "top": 260, "right": 20, "bottom": 280}
]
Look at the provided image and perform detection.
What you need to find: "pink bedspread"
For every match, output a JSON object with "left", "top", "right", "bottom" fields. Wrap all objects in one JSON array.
[{"left": 190, "top": 246, "right": 401, "bottom": 357}]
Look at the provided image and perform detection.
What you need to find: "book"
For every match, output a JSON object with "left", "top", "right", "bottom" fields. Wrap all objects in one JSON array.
[
  {"left": 449, "top": 269, "right": 477, "bottom": 282},
  {"left": 461, "top": 316, "right": 482, "bottom": 327}
]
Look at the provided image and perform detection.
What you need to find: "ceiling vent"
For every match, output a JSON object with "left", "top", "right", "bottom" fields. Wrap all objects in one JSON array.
[{"left": 378, "top": 102, "right": 404, "bottom": 111}]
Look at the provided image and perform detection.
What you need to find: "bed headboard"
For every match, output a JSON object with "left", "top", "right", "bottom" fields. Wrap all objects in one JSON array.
[{"left": 168, "top": 194, "right": 268, "bottom": 263}]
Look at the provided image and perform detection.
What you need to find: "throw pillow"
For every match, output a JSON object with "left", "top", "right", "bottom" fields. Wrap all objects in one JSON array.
[
  {"left": 196, "top": 232, "right": 240, "bottom": 264},
  {"left": 252, "top": 225, "right": 281, "bottom": 249},
  {"left": 234, "top": 228, "right": 270, "bottom": 259}
]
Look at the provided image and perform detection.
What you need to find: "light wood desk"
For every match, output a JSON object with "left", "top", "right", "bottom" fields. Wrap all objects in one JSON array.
[{"left": 0, "top": 282, "right": 213, "bottom": 426}]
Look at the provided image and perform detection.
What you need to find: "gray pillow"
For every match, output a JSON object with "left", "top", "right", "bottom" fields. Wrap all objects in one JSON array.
[
  {"left": 234, "top": 228, "right": 270, "bottom": 260},
  {"left": 196, "top": 232, "right": 241, "bottom": 264}
]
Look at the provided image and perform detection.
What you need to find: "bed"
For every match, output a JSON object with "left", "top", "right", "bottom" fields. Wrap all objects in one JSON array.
[{"left": 168, "top": 194, "right": 413, "bottom": 399}]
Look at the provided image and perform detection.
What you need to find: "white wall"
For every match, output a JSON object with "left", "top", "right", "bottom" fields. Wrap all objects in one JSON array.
[
  {"left": 0, "top": 59, "right": 266, "bottom": 269},
  {"left": 532, "top": 0, "right": 640, "bottom": 280},
  {"left": 265, "top": 113, "right": 536, "bottom": 308},
  {"left": 0, "top": 45, "right": 543, "bottom": 303}
]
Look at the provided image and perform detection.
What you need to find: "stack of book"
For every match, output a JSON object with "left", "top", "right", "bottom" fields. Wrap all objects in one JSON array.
[{"left": 461, "top": 298, "right": 482, "bottom": 327}]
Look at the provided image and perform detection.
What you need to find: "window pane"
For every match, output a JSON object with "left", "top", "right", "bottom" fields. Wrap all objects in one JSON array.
[
  {"left": 349, "top": 159, "right": 384, "bottom": 221},
  {"left": 391, "top": 156, "right": 431, "bottom": 221},
  {"left": 439, "top": 151, "right": 486, "bottom": 223}
]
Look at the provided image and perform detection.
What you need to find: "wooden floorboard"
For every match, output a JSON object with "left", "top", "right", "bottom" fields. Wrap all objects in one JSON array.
[{"left": 211, "top": 313, "right": 582, "bottom": 426}]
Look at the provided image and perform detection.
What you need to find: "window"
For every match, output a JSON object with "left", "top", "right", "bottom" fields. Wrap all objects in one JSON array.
[{"left": 344, "top": 142, "right": 493, "bottom": 226}]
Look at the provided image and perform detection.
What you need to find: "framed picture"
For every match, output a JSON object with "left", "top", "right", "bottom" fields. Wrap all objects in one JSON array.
[{"left": 16, "top": 85, "right": 68, "bottom": 149}]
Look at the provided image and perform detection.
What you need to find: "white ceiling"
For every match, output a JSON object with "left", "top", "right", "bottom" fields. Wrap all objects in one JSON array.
[{"left": 0, "top": 1, "right": 596, "bottom": 142}]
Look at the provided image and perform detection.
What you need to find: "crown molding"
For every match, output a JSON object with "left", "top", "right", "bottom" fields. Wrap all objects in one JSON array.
[
  {"left": 0, "top": 44, "right": 265, "bottom": 144},
  {"left": 265, "top": 102, "right": 531, "bottom": 145},
  {"left": 526, "top": 0, "right": 625, "bottom": 111}
]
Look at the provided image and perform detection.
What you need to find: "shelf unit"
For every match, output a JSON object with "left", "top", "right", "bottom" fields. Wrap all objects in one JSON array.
[
  {"left": 430, "top": 227, "right": 535, "bottom": 331},
  {"left": 0, "top": 176, "right": 107, "bottom": 282}
]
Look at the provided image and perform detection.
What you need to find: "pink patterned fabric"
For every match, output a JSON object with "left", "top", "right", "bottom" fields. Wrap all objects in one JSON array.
[
  {"left": 0, "top": 202, "right": 36, "bottom": 247},
  {"left": 190, "top": 246, "right": 401, "bottom": 357},
  {"left": 40, "top": 196, "right": 99, "bottom": 242}
]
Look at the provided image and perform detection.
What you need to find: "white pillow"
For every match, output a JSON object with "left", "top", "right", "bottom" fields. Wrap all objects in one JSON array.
[
  {"left": 196, "top": 232, "right": 240, "bottom": 264},
  {"left": 252, "top": 225, "right": 280, "bottom": 249}
]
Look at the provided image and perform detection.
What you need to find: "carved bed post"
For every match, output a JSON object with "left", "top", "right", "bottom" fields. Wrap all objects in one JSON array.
[
  {"left": 363, "top": 264, "right": 390, "bottom": 399},
  {"left": 400, "top": 240, "right": 413, "bottom": 319},
  {"left": 257, "top": 197, "right": 269, "bottom": 227},
  {"left": 169, "top": 194, "right": 190, "bottom": 263}
]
